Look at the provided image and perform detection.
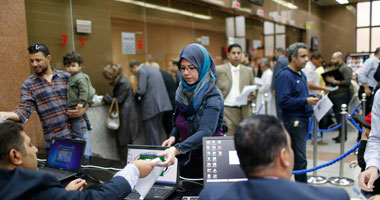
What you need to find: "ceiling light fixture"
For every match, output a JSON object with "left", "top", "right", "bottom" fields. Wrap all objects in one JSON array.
[
  {"left": 115, "top": 0, "right": 212, "bottom": 20},
  {"left": 272, "top": 0, "right": 298, "bottom": 9},
  {"left": 336, "top": 0, "right": 349, "bottom": 4}
]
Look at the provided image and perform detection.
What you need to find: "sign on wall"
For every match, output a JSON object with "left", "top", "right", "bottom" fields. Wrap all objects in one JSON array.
[{"left": 122, "top": 32, "right": 136, "bottom": 55}]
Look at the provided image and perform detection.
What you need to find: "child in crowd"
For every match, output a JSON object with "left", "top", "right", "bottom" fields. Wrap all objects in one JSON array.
[{"left": 63, "top": 51, "right": 95, "bottom": 137}]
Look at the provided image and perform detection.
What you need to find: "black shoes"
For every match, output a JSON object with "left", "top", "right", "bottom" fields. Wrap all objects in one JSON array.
[{"left": 335, "top": 138, "right": 347, "bottom": 143}]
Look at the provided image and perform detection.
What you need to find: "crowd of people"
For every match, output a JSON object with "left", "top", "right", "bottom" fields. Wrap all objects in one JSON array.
[{"left": 0, "top": 41, "right": 380, "bottom": 199}]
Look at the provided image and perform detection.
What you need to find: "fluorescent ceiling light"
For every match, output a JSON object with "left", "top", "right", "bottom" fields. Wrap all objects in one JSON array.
[
  {"left": 336, "top": 0, "right": 349, "bottom": 4},
  {"left": 115, "top": 0, "right": 212, "bottom": 20},
  {"left": 272, "top": 0, "right": 298, "bottom": 9}
]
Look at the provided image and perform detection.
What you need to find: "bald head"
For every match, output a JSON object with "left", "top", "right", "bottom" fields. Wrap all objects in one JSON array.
[{"left": 331, "top": 52, "right": 344, "bottom": 66}]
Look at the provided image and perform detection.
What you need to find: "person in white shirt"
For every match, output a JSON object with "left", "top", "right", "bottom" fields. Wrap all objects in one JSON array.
[
  {"left": 302, "top": 53, "right": 330, "bottom": 96},
  {"left": 256, "top": 59, "right": 276, "bottom": 117},
  {"left": 358, "top": 47, "right": 380, "bottom": 116}
]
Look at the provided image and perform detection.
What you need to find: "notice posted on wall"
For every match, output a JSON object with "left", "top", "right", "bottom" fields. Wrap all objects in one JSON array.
[{"left": 122, "top": 32, "right": 136, "bottom": 55}]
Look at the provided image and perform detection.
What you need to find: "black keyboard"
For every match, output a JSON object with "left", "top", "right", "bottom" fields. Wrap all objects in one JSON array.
[
  {"left": 145, "top": 186, "right": 173, "bottom": 198},
  {"left": 126, "top": 185, "right": 174, "bottom": 200},
  {"left": 39, "top": 167, "right": 74, "bottom": 180},
  {"left": 182, "top": 197, "right": 199, "bottom": 200}
]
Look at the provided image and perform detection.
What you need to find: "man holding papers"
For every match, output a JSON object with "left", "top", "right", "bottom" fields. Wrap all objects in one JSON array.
[
  {"left": 275, "top": 43, "right": 319, "bottom": 183},
  {"left": 216, "top": 43, "right": 255, "bottom": 136}
]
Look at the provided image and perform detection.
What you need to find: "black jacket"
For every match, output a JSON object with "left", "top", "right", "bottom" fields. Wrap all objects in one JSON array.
[
  {"left": 104, "top": 75, "right": 141, "bottom": 145},
  {"left": 0, "top": 168, "right": 131, "bottom": 200}
]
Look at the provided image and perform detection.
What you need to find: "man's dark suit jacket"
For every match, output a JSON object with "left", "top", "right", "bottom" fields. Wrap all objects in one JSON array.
[
  {"left": 136, "top": 65, "right": 173, "bottom": 120},
  {"left": 0, "top": 168, "right": 132, "bottom": 200},
  {"left": 199, "top": 178, "right": 349, "bottom": 200}
]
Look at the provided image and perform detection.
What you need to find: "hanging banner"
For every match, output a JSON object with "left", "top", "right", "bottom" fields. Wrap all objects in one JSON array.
[{"left": 122, "top": 32, "right": 136, "bottom": 55}]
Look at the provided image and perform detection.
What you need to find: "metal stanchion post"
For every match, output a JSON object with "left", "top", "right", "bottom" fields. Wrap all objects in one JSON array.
[
  {"left": 307, "top": 115, "right": 327, "bottom": 184},
  {"left": 252, "top": 103, "right": 256, "bottom": 115},
  {"left": 361, "top": 93, "right": 367, "bottom": 117},
  {"left": 264, "top": 93, "right": 269, "bottom": 115},
  {"left": 328, "top": 104, "right": 354, "bottom": 186}
]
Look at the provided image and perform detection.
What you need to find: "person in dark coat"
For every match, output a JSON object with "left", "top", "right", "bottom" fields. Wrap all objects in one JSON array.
[
  {"left": 157, "top": 44, "right": 224, "bottom": 178},
  {"left": 129, "top": 61, "right": 173, "bottom": 145},
  {"left": 160, "top": 69, "right": 177, "bottom": 137},
  {"left": 199, "top": 115, "right": 349, "bottom": 200},
  {"left": 103, "top": 64, "right": 140, "bottom": 163},
  {"left": 0, "top": 121, "right": 155, "bottom": 200}
]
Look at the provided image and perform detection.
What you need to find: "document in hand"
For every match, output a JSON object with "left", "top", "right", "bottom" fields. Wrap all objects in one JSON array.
[
  {"left": 254, "top": 78, "right": 263, "bottom": 86},
  {"left": 313, "top": 95, "right": 333, "bottom": 121},
  {"left": 134, "top": 158, "right": 164, "bottom": 199},
  {"left": 233, "top": 85, "right": 257, "bottom": 105}
]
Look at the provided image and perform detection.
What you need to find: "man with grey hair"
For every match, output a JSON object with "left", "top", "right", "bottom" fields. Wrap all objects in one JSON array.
[
  {"left": 275, "top": 42, "right": 319, "bottom": 183},
  {"left": 325, "top": 52, "right": 352, "bottom": 143}
]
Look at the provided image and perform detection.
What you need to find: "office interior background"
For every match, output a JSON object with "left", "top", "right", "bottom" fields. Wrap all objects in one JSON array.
[{"left": 0, "top": 0, "right": 379, "bottom": 147}]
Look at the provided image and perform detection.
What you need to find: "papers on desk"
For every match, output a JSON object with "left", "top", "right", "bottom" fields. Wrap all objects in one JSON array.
[
  {"left": 313, "top": 94, "right": 333, "bottom": 122},
  {"left": 233, "top": 85, "right": 257, "bottom": 105},
  {"left": 134, "top": 158, "right": 164, "bottom": 199}
]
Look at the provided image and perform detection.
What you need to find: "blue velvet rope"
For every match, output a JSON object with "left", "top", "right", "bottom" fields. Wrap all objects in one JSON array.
[
  {"left": 292, "top": 141, "right": 361, "bottom": 174},
  {"left": 293, "top": 116, "right": 364, "bottom": 175},
  {"left": 317, "top": 103, "right": 361, "bottom": 132},
  {"left": 305, "top": 118, "right": 313, "bottom": 142},
  {"left": 255, "top": 104, "right": 263, "bottom": 116}
]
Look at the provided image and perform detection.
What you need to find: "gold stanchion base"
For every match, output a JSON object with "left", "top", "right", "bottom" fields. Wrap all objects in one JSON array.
[
  {"left": 307, "top": 175, "right": 327, "bottom": 185},
  {"left": 328, "top": 177, "right": 354, "bottom": 186}
]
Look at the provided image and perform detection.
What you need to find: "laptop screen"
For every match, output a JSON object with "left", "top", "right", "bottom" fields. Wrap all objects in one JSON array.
[
  {"left": 46, "top": 138, "right": 86, "bottom": 171},
  {"left": 127, "top": 145, "right": 178, "bottom": 185},
  {"left": 203, "top": 136, "right": 247, "bottom": 185}
]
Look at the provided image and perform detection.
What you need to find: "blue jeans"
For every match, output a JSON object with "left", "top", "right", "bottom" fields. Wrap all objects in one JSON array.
[{"left": 283, "top": 117, "right": 309, "bottom": 183}]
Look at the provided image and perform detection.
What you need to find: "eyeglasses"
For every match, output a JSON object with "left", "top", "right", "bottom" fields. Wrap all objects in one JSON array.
[{"left": 179, "top": 65, "right": 197, "bottom": 72}]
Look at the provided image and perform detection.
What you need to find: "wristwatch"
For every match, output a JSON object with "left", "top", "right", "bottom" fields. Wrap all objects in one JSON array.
[{"left": 333, "top": 80, "right": 337, "bottom": 85}]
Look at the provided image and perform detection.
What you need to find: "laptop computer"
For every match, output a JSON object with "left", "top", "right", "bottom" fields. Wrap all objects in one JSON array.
[
  {"left": 39, "top": 137, "right": 86, "bottom": 181},
  {"left": 125, "top": 145, "right": 179, "bottom": 200},
  {"left": 202, "top": 136, "right": 247, "bottom": 186}
]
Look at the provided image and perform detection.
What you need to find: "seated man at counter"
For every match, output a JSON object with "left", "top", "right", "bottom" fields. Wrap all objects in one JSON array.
[
  {"left": 199, "top": 115, "right": 349, "bottom": 200},
  {"left": 0, "top": 121, "right": 155, "bottom": 200}
]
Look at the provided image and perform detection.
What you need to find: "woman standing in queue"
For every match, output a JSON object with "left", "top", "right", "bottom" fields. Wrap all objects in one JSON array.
[
  {"left": 157, "top": 44, "right": 224, "bottom": 178},
  {"left": 102, "top": 64, "right": 140, "bottom": 164}
]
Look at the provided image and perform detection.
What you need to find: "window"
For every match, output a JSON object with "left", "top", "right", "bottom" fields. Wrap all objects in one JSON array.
[
  {"left": 264, "top": 22, "right": 285, "bottom": 57},
  {"left": 356, "top": 1, "right": 380, "bottom": 53}
]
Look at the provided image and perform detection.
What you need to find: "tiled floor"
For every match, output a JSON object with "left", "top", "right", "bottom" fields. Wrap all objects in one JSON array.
[{"left": 303, "top": 122, "right": 363, "bottom": 199}]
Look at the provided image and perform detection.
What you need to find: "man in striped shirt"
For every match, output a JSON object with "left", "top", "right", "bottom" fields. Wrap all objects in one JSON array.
[{"left": 0, "top": 43, "right": 91, "bottom": 156}]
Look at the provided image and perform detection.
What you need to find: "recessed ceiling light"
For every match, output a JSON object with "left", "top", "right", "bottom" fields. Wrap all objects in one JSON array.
[
  {"left": 115, "top": 0, "right": 212, "bottom": 20},
  {"left": 336, "top": 0, "right": 349, "bottom": 4}
]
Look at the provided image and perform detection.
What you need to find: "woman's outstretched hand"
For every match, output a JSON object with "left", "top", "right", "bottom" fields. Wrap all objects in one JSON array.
[
  {"left": 162, "top": 136, "right": 175, "bottom": 147},
  {"left": 156, "top": 147, "right": 180, "bottom": 167}
]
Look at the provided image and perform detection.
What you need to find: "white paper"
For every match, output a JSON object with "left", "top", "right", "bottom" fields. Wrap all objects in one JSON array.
[
  {"left": 233, "top": 85, "right": 257, "bottom": 105},
  {"left": 134, "top": 158, "right": 164, "bottom": 199},
  {"left": 254, "top": 78, "right": 263, "bottom": 86},
  {"left": 313, "top": 95, "right": 333, "bottom": 122},
  {"left": 329, "top": 86, "right": 339, "bottom": 92},
  {"left": 122, "top": 32, "right": 136, "bottom": 55},
  {"left": 0, "top": 116, "right": 8, "bottom": 124}
]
